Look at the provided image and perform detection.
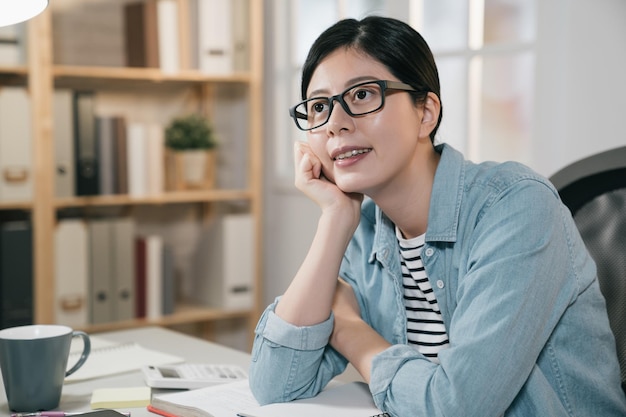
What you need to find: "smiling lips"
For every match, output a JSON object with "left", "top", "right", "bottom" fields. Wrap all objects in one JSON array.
[{"left": 333, "top": 148, "right": 372, "bottom": 161}]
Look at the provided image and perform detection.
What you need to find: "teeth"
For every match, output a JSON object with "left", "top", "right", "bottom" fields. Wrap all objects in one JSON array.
[{"left": 335, "top": 148, "right": 372, "bottom": 160}]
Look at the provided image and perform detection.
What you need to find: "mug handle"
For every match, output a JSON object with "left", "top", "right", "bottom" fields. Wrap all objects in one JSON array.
[{"left": 65, "top": 331, "right": 91, "bottom": 377}]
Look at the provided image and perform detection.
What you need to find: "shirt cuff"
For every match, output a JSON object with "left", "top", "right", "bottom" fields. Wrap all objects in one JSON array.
[{"left": 262, "top": 309, "right": 334, "bottom": 351}]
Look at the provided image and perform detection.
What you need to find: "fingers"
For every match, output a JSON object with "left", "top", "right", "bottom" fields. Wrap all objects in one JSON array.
[{"left": 294, "top": 141, "right": 321, "bottom": 182}]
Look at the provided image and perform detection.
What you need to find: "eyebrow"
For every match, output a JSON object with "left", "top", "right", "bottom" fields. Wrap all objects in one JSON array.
[{"left": 307, "top": 76, "right": 381, "bottom": 99}]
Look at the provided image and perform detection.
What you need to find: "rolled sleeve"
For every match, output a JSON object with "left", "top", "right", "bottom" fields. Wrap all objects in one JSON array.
[{"left": 262, "top": 309, "right": 334, "bottom": 350}]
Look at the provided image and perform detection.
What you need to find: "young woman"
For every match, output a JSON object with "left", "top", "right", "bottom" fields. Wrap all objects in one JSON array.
[{"left": 249, "top": 16, "right": 626, "bottom": 416}]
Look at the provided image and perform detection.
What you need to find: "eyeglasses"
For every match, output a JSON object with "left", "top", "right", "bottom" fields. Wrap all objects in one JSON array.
[{"left": 289, "top": 80, "right": 418, "bottom": 131}]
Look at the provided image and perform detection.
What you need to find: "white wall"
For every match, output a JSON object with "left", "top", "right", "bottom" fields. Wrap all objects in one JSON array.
[
  {"left": 532, "top": 0, "right": 626, "bottom": 178},
  {"left": 262, "top": 0, "right": 626, "bottom": 306}
]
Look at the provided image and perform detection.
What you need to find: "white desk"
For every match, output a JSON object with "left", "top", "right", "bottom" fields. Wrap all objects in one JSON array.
[{"left": 0, "top": 327, "right": 252, "bottom": 417}]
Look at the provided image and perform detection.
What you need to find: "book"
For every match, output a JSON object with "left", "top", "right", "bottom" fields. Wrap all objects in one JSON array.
[
  {"left": 135, "top": 237, "right": 148, "bottom": 319},
  {"left": 66, "top": 335, "right": 183, "bottom": 383},
  {"left": 52, "top": 1, "right": 125, "bottom": 67},
  {"left": 156, "top": 0, "right": 180, "bottom": 73},
  {"left": 126, "top": 122, "right": 148, "bottom": 197},
  {"left": 146, "top": 122, "right": 165, "bottom": 195},
  {"left": 149, "top": 380, "right": 388, "bottom": 417},
  {"left": 97, "top": 116, "right": 117, "bottom": 195},
  {"left": 124, "top": 0, "right": 160, "bottom": 68}
]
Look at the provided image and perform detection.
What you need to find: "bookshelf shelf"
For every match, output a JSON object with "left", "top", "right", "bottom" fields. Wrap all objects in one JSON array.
[
  {"left": 0, "top": 0, "right": 264, "bottom": 346},
  {"left": 0, "top": 201, "right": 32, "bottom": 210},
  {"left": 54, "top": 189, "right": 253, "bottom": 209},
  {"left": 53, "top": 65, "right": 252, "bottom": 86},
  {"left": 77, "top": 306, "right": 252, "bottom": 334}
]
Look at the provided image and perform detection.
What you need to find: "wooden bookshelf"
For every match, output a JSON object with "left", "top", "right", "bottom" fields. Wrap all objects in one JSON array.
[{"left": 0, "top": 0, "right": 264, "bottom": 344}]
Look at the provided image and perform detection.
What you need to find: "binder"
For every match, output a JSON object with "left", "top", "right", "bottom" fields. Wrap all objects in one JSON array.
[
  {"left": 146, "top": 235, "right": 164, "bottom": 320},
  {"left": 88, "top": 220, "right": 114, "bottom": 324},
  {"left": 53, "top": 89, "right": 76, "bottom": 198},
  {"left": 198, "top": 0, "right": 233, "bottom": 75},
  {"left": 0, "top": 221, "right": 33, "bottom": 329},
  {"left": 111, "top": 218, "right": 136, "bottom": 321},
  {"left": 73, "top": 91, "right": 100, "bottom": 196},
  {"left": 192, "top": 214, "right": 254, "bottom": 310},
  {"left": 0, "top": 87, "right": 33, "bottom": 202},
  {"left": 114, "top": 116, "right": 129, "bottom": 195},
  {"left": 135, "top": 237, "right": 148, "bottom": 319},
  {"left": 231, "top": 0, "right": 249, "bottom": 72},
  {"left": 54, "top": 219, "right": 89, "bottom": 327},
  {"left": 0, "top": 23, "right": 27, "bottom": 66}
]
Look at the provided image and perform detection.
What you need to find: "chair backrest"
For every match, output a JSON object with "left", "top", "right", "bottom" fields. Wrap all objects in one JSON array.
[{"left": 550, "top": 146, "right": 626, "bottom": 393}]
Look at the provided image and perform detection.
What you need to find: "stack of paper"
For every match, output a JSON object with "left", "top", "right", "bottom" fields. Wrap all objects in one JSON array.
[{"left": 66, "top": 336, "right": 183, "bottom": 383}]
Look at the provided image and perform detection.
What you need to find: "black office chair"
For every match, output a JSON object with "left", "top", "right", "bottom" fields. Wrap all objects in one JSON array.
[{"left": 550, "top": 146, "right": 626, "bottom": 394}]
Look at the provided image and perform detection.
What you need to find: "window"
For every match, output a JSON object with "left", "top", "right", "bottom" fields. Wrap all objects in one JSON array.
[
  {"left": 417, "top": 0, "right": 536, "bottom": 164},
  {"left": 270, "top": 0, "right": 536, "bottom": 185}
]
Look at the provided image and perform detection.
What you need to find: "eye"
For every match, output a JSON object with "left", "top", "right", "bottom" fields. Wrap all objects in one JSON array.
[
  {"left": 313, "top": 102, "right": 326, "bottom": 113},
  {"left": 355, "top": 89, "right": 370, "bottom": 100},
  {"left": 345, "top": 84, "right": 380, "bottom": 104}
]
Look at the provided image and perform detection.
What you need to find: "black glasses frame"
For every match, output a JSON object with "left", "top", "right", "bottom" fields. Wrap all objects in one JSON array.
[{"left": 289, "top": 80, "right": 418, "bottom": 131}]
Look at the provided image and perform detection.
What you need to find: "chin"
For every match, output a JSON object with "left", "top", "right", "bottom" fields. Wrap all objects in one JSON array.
[{"left": 335, "top": 177, "right": 365, "bottom": 194}]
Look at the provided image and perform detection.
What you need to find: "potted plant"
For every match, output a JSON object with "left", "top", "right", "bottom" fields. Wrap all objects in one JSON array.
[{"left": 164, "top": 114, "right": 218, "bottom": 190}]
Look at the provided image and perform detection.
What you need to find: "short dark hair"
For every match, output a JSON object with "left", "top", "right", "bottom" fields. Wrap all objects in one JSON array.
[{"left": 301, "top": 16, "right": 443, "bottom": 143}]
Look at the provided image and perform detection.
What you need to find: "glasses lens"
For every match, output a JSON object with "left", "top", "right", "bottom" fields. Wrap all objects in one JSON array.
[
  {"left": 342, "top": 82, "right": 384, "bottom": 116},
  {"left": 294, "top": 98, "right": 330, "bottom": 130}
]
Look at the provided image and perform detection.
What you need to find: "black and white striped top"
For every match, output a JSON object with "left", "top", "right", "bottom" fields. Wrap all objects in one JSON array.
[{"left": 396, "top": 229, "right": 450, "bottom": 363}]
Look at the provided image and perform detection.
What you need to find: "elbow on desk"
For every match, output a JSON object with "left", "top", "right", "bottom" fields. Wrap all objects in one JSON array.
[{"left": 248, "top": 367, "right": 284, "bottom": 405}]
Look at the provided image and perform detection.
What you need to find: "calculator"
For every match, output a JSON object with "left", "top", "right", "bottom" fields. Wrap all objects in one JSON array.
[{"left": 142, "top": 363, "right": 248, "bottom": 389}]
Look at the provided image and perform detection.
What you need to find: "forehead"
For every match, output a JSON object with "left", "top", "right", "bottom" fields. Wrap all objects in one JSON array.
[{"left": 307, "top": 47, "right": 393, "bottom": 97}]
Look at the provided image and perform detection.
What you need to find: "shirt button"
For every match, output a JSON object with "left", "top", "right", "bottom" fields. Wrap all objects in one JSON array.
[
  {"left": 436, "top": 280, "right": 445, "bottom": 289},
  {"left": 425, "top": 248, "right": 434, "bottom": 257}
]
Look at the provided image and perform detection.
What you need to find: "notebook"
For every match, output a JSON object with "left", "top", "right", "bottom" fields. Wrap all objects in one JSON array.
[
  {"left": 149, "top": 380, "right": 389, "bottom": 417},
  {"left": 66, "top": 335, "right": 183, "bottom": 382}
]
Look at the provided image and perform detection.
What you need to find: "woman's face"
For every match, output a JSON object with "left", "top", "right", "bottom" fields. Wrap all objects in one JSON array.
[{"left": 305, "top": 48, "right": 432, "bottom": 197}]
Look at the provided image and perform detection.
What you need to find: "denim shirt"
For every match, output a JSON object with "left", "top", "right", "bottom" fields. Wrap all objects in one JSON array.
[{"left": 249, "top": 144, "right": 626, "bottom": 417}]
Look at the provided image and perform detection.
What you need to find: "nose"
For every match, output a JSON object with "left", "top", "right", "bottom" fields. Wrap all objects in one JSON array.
[{"left": 325, "top": 96, "right": 354, "bottom": 135}]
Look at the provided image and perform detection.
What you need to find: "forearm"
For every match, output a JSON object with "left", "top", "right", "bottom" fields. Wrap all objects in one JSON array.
[
  {"left": 275, "top": 212, "right": 356, "bottom": 326},
  {"left": 330, "top": 315, "right": 390, "bottom": 382}
]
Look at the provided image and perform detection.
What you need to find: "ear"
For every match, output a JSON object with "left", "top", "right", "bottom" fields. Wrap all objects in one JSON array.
[{"left": 419, "top": 92, "right": 441, "bottom": 139}]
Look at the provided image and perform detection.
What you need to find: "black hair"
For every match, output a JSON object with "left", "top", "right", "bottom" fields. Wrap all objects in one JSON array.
[{"left": 300, "top": 16, "right": 443, "bottom": 143}]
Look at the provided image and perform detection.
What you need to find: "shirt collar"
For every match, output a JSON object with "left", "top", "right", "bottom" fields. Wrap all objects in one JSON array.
[{"left": 426, "top": 143, "right": 464, "bottom": 243}]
